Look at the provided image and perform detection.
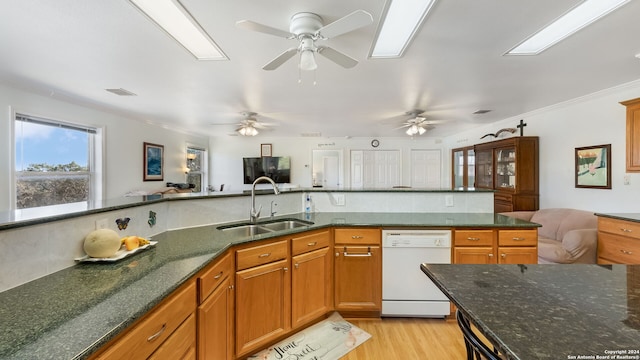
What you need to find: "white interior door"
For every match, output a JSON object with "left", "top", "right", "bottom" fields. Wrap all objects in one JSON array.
[
  {"left": 323, "top": 156, "right": 339, "bottom": 187},
  {"left": 411, "top": 150, "right": 441, "bottom": 188}
]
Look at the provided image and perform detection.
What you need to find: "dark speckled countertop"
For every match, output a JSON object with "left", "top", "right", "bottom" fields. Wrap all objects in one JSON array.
[
  {"left": 595, "top": 213, "right": 640, "bottom": 223},
  {"left": 421, "top": 264, "right": 640, "bottom": 360},
  {"left": 0, "top": 212, "right": 536, "bottom": 360}
]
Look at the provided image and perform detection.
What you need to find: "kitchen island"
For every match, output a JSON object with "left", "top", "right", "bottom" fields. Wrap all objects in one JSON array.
[
  {"left": 0, "top": 212, "right": 535, "bottom": 360},
  {"left": 421, "top": 264, "right": 640, "bottom": 359}
]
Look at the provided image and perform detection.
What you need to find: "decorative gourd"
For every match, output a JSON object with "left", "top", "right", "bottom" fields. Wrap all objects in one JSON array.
[{"left": 84, "top": 229, "right": 121, "bottom": 258}]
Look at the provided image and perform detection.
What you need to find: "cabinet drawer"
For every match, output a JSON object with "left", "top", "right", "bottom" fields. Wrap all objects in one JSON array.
[
  {"left": 494, "top": 193, "right": 513, "bottom": 203},
  {"left": 292, "top": 229, "right": 330, "bottom": 256},
  {"left": 198, "top": 251, "right": 233, "bottom": 303},
  {"left": 454, "top": 230, "right": 494, "bottom": 246},
  {"left": 95, "top": 281, "right": 196, "bottom": 360},
  {"left": 334, "top": 228, "right": 381, "bottom": 245},
  {"left": 598, "top": 233, "right": 640, "bottom": 264},
  {"left": 599, "top": 217, "right": 640, "bottom": 240},
  {"left": 148, "top": 313, "right": 196, "bottom": 360},
  {"left": 236, "top": 240, "right": 288, "bottom": 271},
  {"left": 498, "top": 229, "right": 537, "bottom": 246}
]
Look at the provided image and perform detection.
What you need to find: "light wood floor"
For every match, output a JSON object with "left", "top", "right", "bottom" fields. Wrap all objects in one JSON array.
[{"left": 340, "top": 317, "right": 467, "bottom": 359}]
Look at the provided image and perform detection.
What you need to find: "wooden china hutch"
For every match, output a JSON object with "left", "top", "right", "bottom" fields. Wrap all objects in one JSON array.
[{"left": 473, "top": 136, "right": 539, "bottom": 212}]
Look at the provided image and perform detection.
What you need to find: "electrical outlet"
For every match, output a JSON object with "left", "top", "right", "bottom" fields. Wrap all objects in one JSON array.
[
  {"left": 95, "top": 218, "right": 108, "bottom": 230},
  {"left": 334, "top": 194, "right": 346, "bottom": 206},
  {"left": 445, "top": 195, "right": 454, "bottom": 207},
  {"left": 624, "top": 175, "right": 631, "bottom": 185}
]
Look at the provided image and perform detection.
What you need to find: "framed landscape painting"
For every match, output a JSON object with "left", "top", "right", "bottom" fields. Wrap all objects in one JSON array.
[
  {"left": 575, "top": 144, "right": 611, "bottom": 189},
  {"left": 143, "top": 142, "right": 164, "bottom": 181}
]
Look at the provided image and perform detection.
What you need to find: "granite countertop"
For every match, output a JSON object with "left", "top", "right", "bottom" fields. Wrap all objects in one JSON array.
[
  {"left": 0, "top": 212, "right": 535, "bottom": 360},
  {"left": 421, "top": 264, "right": 640, "bottom": 360},
  {"left": 595, "top": 213, "right": 640, "bottom": 223}
]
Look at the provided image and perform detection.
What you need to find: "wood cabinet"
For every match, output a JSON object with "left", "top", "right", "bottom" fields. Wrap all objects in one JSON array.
[
  {"left": 334, "top": 228, "right": 382, "bottom": 317},
  {"left": 597, "top": 216, "right": 640, "bottom": 264},
  {"left": 291, "top": 230, "right": 333, "bottom": 330},
  {"left": 197, "top": 251, "right": 234, "bottom": 360},
  {"left": 621, "top": 98, "right": 640, "bottom": 172},
  {"left": 474, "top": 137, "right": 539, "bottom": 212},
  {"left": 453, "top": 229, "right": 538, "bottom": 264},
  {"left": 452, "top": 146, "right": 475, "bottom": 188},
  {"left": 90, "top": 281, "right": 197, "bottom": 360},
  {"left": 235, "top": 239, "right": 290, "bottom": 358}
]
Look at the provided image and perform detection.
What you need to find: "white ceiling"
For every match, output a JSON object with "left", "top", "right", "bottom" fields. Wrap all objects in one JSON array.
[{"left": 1, "top": 0, "right": 640, "bottom": 138}]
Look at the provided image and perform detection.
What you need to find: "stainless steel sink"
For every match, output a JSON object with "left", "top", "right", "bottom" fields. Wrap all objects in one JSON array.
[
  {"left": 259, "top": 220, "right": 313, "bottom": 231},
  {"left": 217, "top": 219, "right": 313, "bottom": 236}
]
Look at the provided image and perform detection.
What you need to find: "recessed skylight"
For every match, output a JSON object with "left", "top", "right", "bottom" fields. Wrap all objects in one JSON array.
[
  {"left": 128, "top": 0, "right": 228, "bottom": 61},
  {"left": 369, "top": 0, "right": 436, "bottom": 58},
  {"left": 506, "top": 0, "right": 630, "bottom": 55}
]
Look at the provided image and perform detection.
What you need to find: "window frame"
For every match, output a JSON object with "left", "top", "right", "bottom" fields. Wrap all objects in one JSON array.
[{"left": 11, "top": 109, "right": 104, "bottom": 214}]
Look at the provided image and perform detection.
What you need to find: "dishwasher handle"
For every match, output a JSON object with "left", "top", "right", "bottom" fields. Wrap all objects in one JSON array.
[{"left": 342, "top": 246, "right": 372, "bottom": 257}]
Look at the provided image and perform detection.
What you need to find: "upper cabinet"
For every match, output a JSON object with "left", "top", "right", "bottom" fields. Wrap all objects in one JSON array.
[
  {"left": 451, "top": 146, "right": 475, "bottom": 188},
  {"left": 621, "top": 97, "right": 640, "bottom": 172},
  {"left": 474, "top": 137, "right": 539, "bottom": 212}
]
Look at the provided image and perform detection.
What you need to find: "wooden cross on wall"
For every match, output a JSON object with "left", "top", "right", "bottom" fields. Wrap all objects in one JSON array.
[{"left": 517, "top": 119, "right": 527, "bottom": 136}]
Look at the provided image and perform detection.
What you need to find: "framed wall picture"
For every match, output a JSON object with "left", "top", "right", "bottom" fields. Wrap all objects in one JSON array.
[
  {"left": 143, "top": 142, "right": 164, "bottom": 181},
  {"left": 575, "top": 144, "right": 611, "bottom": 189},
  {"left": 261, "top": 143, "right": 272, "bottom": 157}
]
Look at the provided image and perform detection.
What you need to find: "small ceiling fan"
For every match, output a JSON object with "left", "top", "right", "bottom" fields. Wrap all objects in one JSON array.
[
  {"left": 236, "top": 10, "right": 373, "bottom": 71},
  {"left": 395, "top": 110, "right": 447, "bottom": 136},
  {"left": 211, "top": 112, "right": 275, "bottom": 136}
]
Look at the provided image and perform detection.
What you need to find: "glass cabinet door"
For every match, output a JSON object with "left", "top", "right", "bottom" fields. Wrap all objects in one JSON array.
[
  {"left": 495, "top": 147, "right": 516, "bottom": 190},
  {"left": 453, "top": 149, "right": 465, "bottom": 188},
  {"left": 452, "top": 147, "right": 476, "bottom": 188},
  {"left": 475, "top": 148, "right": 493, "bottom": 188},
  {"left": 467, "top": 149, "right": 475, "bottom": 188}
]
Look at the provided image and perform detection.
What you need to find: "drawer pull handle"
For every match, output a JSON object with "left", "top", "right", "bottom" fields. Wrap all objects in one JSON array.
[
  {"left": 258, "top": 253, "right": 271, "bottom": 258},
  {"left": 352, "top": 235, "right": 364, "bottom": 239},
  {"left": 295, "top": 263, "right": 299, "bottom": 269},
  {"left": 343, "top": 246, "right": 372, "bottom": 257},
  {"left": 488, "top": 254, "right": 494, "bottom": 257},
  {"left": 467, "top": 237, "right": 481, "bottom": 241},
  {"left": 283, "top": 267, "right": 288, "bottom": 272},
  {"left": 512, "top": 237, "right": 526, "bottom": 241},
  {"left": 621, "top": 250, "right": 634, "bottom": 255},
  {"left": 621, "top": 228, "right": 633, "bottom": 233},
  {"left": 501, "top": 253, "right": 507, "bottom": 258},
  {"left": 307, "top": 242, "right": 317, "bottom": 246},
  {"left": 213, "top": 271, "right": 223, "bottom": 279},
  {"left": 147, "top": 324, "right": 166, "bottom": 342}
]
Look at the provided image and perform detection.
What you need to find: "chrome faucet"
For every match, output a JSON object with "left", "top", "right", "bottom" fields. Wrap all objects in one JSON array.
[{"left": 250, "top": 176, "right": 280, "bottom": 222}]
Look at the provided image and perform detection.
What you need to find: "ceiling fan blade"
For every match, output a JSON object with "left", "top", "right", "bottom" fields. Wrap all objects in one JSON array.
[
  {"left": 317, "top": 47, "right": 358, "bottom": 68},
  {"left": 315, "top": 10, "right": 373, "bottom": 39},
  {"left": 236, "top": 20, "right": 294, "bottom": 39},
  {"left": 262, "top": 48, "right": 298, "bottom": 71},
  {"left": 393, "top": 124, "right": 412, "bottom": 130}
]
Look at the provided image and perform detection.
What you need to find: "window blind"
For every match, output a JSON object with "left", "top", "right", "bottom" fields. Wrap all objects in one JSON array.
[{"left": 15, "top": 113, "right": 97, "bottom": 134}]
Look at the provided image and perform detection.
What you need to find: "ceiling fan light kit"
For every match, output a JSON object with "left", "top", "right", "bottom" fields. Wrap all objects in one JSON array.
[{"left": 236, "top": 10, "right": 373, "bottom": 75}]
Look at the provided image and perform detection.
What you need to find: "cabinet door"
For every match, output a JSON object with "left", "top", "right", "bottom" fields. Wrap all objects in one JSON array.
[
  {"left": 235, "top": 259, "right": 291, "bottom": 358},
  {"left": 474, "top": 148, "right": 493, "bottom": 188},
  {"left": 621, "top": 97, "right": 640, "bottom": 172},
  {"left": 454, "top": 247, "right": 496, "bottom": 264},
  {"left": 197, "top": 276, "right": 234, "bottom": 360},
  {"left": 334, "top": 246, "right": 381, "bottom": 313},
  {"left": 495, "top": 146, "right": 516, "bottom": 191},
  {"left": 292, "top": 247, "right": 332, "bottom": 330},
  {"left": 498, "top": 247, "right": 538, "bottom": 264}
]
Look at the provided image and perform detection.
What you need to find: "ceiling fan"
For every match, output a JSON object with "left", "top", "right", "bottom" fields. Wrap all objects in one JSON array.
[
  {"left": 211, "top": 112, "right": 275, "bottom": 136},
  {"left": 395, "top": 110, "right": 447, "bottom": 136},
  {"left": 236, "top": 10, "right": 373, "bottom": 71}
]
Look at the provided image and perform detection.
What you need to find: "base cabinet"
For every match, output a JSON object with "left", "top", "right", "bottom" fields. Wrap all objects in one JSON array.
[
  {"left": 235, "top": 258, "right": 291, "bottom": 358},
  {"left": 454, "top": 229, "right": 538, "bottom": 264},
  {"left": 291, "top": 245, "right": 332, "bottom": 330},
  {"left": 334, "top": 228, "right": 382, "bottom": 316},
  {"left": 597, "top": 216, "right": 640, "bottom": 264}
]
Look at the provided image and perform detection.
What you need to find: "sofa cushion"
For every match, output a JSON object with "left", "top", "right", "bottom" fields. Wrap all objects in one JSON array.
[{"left": 530, "top": 208, "right": 597, "bottom": 241}]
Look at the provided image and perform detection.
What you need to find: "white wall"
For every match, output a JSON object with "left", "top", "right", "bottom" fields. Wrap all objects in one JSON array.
[
  {"left": 0, "top": 84, "right": 209, "bottom": 212},
  {"left": 442, "top": 79, "right": 640, "bottom": 213},
  {"left": 208, "top": 135, "right": 445, "bottom": 191}
]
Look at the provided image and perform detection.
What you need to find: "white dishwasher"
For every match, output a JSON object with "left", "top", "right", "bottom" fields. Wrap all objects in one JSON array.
[{"left": 382, "top": 229, "right": 451, "bottom": 317}]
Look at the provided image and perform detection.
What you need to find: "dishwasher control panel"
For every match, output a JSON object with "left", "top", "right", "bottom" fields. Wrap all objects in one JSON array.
[{"left": 382, "top": 230, "right": 451, "bottom": 248}]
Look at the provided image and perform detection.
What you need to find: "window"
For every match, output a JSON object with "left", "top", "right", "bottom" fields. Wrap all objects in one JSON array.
[
  {"left": 186, "top": 146, "right": 206, "bottom": 192},
  {"left": 13, "top": 113, "right": 102, "bottom": 213}
]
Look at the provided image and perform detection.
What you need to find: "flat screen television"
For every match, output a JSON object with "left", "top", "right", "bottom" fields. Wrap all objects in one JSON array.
[{"left": 243, "top": 157, "right": 291, "bottom": 184}]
